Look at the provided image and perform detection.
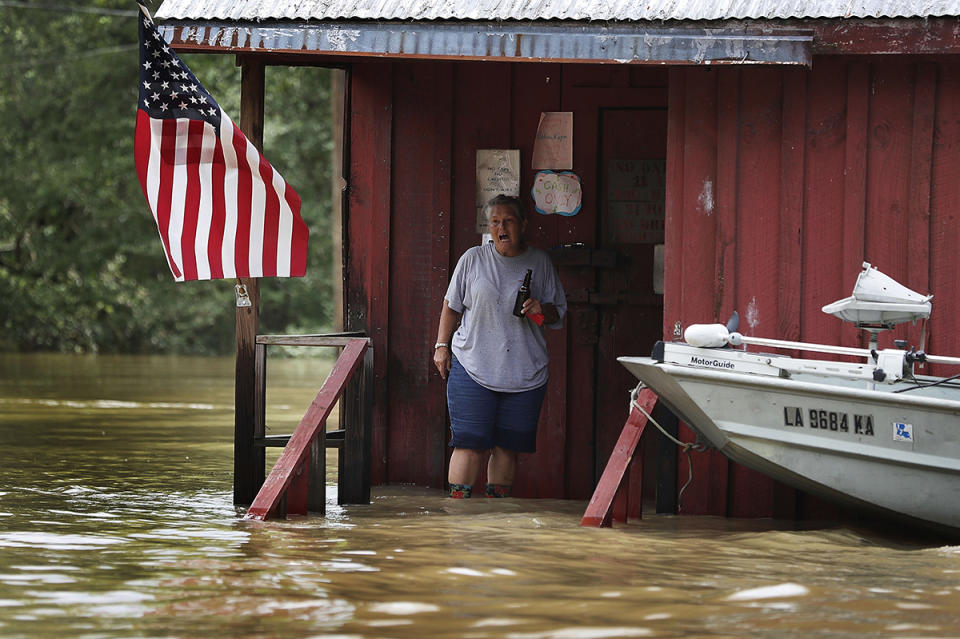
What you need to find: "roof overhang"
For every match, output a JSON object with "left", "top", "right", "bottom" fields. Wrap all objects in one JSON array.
[{"left": 157, "top": 20, "right": 813, "bottom": 66}]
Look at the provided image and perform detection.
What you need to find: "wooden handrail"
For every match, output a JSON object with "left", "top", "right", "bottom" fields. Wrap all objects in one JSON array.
[
  {"left": 256, "top": 333, "right": 370, "bottom": 347},
  {"left": 245, "top": 338, "right": 369, "bottom": 521}
]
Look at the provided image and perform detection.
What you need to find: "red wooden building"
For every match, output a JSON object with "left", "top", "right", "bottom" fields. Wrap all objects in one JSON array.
[{"left": 156, "top": 1, "right": 960, "bottom": 520}]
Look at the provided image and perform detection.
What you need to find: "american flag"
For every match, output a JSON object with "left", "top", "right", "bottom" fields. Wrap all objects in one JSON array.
[{"left": 133, "top": 4, "right": 308, "bottom": 281}]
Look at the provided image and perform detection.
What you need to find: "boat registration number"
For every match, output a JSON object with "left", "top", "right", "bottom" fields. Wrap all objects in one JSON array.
[{"left": 783, "top": 407, "right": 875, "bottom": 436}]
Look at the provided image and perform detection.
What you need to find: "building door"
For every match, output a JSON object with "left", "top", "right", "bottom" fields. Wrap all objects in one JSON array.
[{"left": 593, "top": 108, "right": 668, "bottom": 506}]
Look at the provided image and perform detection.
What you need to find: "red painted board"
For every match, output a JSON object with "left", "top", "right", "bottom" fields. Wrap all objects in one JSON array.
[
  {"left": 511, "top": 63, "right": 565, "bottom": 498},
  {"left": 673, "top": 68, "right": 729, "bottom": 517},
  {"left": 865, "top": 61, "right": 914, "bottom": 351},
  {"left": 626, "top": 438, "right": 645, "bottom": 520},
  {"left": 841, "top": 62, "right": 869, "bottom": 349},
  {"left": 428, "top": 62, "right": 454, "bottom": 487},
  {"left": 801, "top": 57, "right": 847, "bottom": 348},
  {"left": 727, "top": 67, "right": 783, "bottom": 517},
  {"left": 286, "top": 455, "right": 309, "bottom": 516},
  {"left": 664, "top": 69, "right": 706, "bottom": 514},
  {"left": 593, "top": 107, "right": 667, "bottom": 494},
  {"left": 679, "top": 67, "right": 717, "bottom": 329},
  {"left": 715, "top": 68, "right": 739, "bottom": 322},
  {"left": 663, "top": 68, "right": 685, "bottom": 342},
  {"left": 347, "top": 62, "right": 393, "bottom": 485},
  {"left": 930, "top": 62, "right": 960, "bottom": 370},
  {"left": 813, "top": 20, "right": 960, "bottom": 56},
  {"left": 450, "top": 62, "right": 511, "bottom": 260},
  {"left": 514, "top": 63, "right": 559, "bottom": 251},
  {"left": 245, "top": 339, "right": 368, "bottom": 521},
  {"left": 611, "top": 479, "right": 628, "bottom": 525},
  {"left": 387, "top": 60, "right": 452, "bottom": 488},
  {"left": 772, "top": 481, "right": 798, "bottom": 521},
  {"left": 727, "top": 465, "right": 775, "bottom": 520},
  {"left": 727, "top": 66, "right": 783, "bottom": 519},
  {"left": 581, "top": 388, "right": 656, "bottom": 527},
  {"left": 558, "top": 63, "right": 601, "bottom": 500},
  {"left": 735, "top": 66, "right": 781, "bottom": 340},
  {"left": 778, "top": 67, "right": 806, "bottom": 344},
  {"left": 906, "top": 63, "right": 936, "bottom": 353}
]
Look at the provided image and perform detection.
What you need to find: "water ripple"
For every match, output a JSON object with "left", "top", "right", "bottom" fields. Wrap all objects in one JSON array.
[
  {"left": 0, "top": 532, "right": 129, "bottom": 551},
  {"left": 0, "top": 398, "right": 220, "bottom": 410}
]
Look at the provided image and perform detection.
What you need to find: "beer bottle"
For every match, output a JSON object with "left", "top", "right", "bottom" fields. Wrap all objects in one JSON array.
[{"left": 513, "top": 269, "right": 532, "bottom": 317}]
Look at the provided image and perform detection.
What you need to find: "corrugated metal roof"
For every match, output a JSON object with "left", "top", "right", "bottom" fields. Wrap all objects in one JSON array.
[
  {"left": 157, "top": 21, "right": 813, "bottom": 65},
  {"left": 154, "top": 0, "right": 960, "bottom": 22}
]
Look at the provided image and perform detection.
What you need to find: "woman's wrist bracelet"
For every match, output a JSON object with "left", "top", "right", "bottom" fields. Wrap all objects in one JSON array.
[{"left": 434, "top": 342, "right": 450, "bottom": 350}]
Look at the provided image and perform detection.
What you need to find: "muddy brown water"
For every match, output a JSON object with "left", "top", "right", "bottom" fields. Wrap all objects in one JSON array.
[{"left": 1, "top": 353, "right": 959, "bottom": 637}]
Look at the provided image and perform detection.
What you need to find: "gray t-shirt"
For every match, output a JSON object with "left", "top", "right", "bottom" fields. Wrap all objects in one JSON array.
[{"left": 445, "top": 242, "right": 567, "bottom": 392}]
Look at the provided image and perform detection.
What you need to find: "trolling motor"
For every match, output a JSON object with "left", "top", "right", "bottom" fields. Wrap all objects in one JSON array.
[{"left": 680, "top": 263, "right": 935, "bottom": 385}]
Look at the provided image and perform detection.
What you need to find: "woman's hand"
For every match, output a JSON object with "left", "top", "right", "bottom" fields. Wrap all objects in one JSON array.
[
  {"left": 434, "top": 346, "right": 452, "bottom": 379},
  {"left": 521, "top": 297, "right": 543, "bottom": 318},
  {"left": 522, "top": 298, "right": 558, "bottom": 326},
  {"left": 434, "top": 300, "right": 461, "bottom": 380}
]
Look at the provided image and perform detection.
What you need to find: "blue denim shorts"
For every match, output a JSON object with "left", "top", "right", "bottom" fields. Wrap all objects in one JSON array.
[{"left": 446, "top": 357, "right": 547, "bottom": 453}]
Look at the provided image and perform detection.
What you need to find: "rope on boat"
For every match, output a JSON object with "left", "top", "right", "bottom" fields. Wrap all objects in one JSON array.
[
  {"left": 893, "top": 371, "right": 960, "bottom": 394},
  {"left": 630, "top": 383, "right": 706, "bottom": 513}
]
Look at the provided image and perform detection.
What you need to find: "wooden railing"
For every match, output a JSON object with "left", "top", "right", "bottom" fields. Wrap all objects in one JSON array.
[
  {"left": 581, "top": 388, "right": 657, "bottom": 527},
  {"left": 244, "top": 334, "right": 373, "bottom": 521}
]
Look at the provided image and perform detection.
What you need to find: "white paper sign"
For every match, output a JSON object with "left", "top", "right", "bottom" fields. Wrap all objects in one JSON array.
[{"left": 476, "top": 149, "right": 521, "bottom": 233}]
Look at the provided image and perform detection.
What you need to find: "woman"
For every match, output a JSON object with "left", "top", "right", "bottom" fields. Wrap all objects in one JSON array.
[{"left": 433, "top": 194, "right": 567, "bottom": 498}]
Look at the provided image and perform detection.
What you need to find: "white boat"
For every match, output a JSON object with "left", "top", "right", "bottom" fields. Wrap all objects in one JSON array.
[{"left": 620, "top": 263, "right": 960, "bottom": 532}]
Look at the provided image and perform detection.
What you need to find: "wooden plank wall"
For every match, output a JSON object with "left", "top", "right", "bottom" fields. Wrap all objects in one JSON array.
[
  {"left": 667, "top": 56, "right": 960, "bottom": 517},
  {"left": 347, "top": 53, "right": 960, "bottom": 516},
  {"left": 346, "top": 61, "right": 566, "bottom": 497},
  {"left": 347, "top": 60, "right": 666, "bottom": 497}
]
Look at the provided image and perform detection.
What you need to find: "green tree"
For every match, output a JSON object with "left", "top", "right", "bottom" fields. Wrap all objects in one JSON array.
[{"left": 0, "top": 1, "right": 334, "bottom": 354}]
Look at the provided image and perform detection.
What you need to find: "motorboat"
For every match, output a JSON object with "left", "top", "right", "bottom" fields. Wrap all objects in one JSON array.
[{"left": 619, "top": 263, "right": 960, "bottom": 532}]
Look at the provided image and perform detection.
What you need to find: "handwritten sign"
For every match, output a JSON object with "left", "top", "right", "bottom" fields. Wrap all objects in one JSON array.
[
  {"left": 531, "top": 171, "right": 582, "bottom": 217},
  {"left": 607, "top": 159, "right": 665, "bottom": 243},
  {"left": 532, "top": 112, "right": 573, "bottom": 170},
  {"left": 476, "top": 149, "right": 520, "bottom": 233}
]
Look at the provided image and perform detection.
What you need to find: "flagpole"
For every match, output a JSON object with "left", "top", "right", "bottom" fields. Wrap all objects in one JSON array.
[{"left": 234, "top": 57, "right": 266, "bottom": 506}]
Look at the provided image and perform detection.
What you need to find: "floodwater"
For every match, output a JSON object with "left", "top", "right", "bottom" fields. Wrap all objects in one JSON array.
[{"left": 2, "top": 353, "right": 960, "bottom": 638}]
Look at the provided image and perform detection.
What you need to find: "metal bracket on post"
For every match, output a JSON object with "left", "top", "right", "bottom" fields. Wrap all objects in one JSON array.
[{"left": 235, "top": 283, "right": 253, "bottom": 308}]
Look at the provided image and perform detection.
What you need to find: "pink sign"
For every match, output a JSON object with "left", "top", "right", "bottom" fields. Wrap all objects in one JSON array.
[
  {"left": 531, "top": 171, "right": 582, "bottom": 217},
  {"left": 532, "top": 112, "right": 573, "bottom": 170}
]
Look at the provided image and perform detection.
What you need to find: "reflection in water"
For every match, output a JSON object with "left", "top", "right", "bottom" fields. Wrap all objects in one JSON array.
[{"left": 1, "top": 353, "right": 960, "bottom": 637}]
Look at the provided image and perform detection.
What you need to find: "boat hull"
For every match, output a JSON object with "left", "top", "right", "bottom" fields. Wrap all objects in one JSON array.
[{"left": 619, "top": 355, "right": 960, "bottom": 531}]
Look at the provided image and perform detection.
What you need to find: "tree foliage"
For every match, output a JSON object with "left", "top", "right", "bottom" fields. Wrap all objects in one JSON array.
[{"left": 0, "top": 1, "right": 335, "bottom": 354}]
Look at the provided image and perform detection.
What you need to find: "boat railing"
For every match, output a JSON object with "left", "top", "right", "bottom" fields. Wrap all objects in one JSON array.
[
  {"left": 244, "top": 333, "right": 373, "bottom": 521},
  {"left": 730, "top": 333, "right": 960, "bottom": 370}
]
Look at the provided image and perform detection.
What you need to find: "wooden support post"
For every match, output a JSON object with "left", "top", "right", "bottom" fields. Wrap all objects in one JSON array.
[
  {"left": 654, "top": 402, "right": 679, "bottom": 514},
  {"left": 611, "top": 479, "right": 629, "bottom": 525},
  {"left": 340, "top": 346, "right": 373, "bottom": 504},
  {"left": 233, "top": 56, "right": 265, "bottom": 506},
  {"left": 338, "top": 346, "right": 354, "bottom": 503},
  {"left": 253, "top": 342, "right": 267, "bottom": 489},
  {"left": 308, "top": 428, "right": 326, "bottom": 514},
  {"left": 581, "top": 388, "right": 658, "bottom": 527},
  {"left": 234, "top": 277, "right": 262, "bottom": 506},
  {"left": 287, "top": 455, "right": 309, "bottom": 516},
  {"left": 331, "top": 69, "right": 346, "bottom": 333}
]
